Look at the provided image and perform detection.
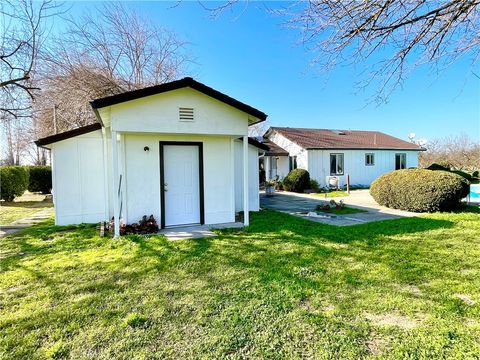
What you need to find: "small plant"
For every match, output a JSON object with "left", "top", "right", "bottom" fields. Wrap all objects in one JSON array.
[
  {"left": 309, "top": 179, "right": 320, "bottom": 191},
  {"left": 265, "top": 179, "right": 276, "bottom": 186},
  {"left": 123, "top": 313, "right": 148, "bottom": 328}
]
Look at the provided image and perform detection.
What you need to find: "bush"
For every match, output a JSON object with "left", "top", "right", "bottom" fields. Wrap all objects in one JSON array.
[
  {"left": 28, "top": 166, "right": 52, "bottom": 194},
  {"left": 427, "top": 163, "right": 450, "bottom": 171},
  {"left": 451, "top": 169, "right": 473, "bottom": 182},
  {"left": 370, "top": 169, "right": 470, "bottom": 212},
  {"left": 309, "top": 179, "right": 320, "bottom": 191},
  {"left": 473, "top": 170, "right": 479, "bottom": 178},
  {"left": 0, "top": 166, "right": 29, "bottom": 201},
  {"left": 283, "top": 169, "right": 310, "bottom": 193}
]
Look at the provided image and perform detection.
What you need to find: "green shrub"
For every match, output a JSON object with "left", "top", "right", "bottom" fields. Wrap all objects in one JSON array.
[
  {"left": 28, "top": 166, "right": 52, "bottom": 194},
  {"left": 473, "top": 170, "right": 479, "bottom": 178},
  {"left": 309, "top": 179, "right": 320, "bottom": 191},
  {"left": 370, "top": 169, "right": 470, "bottom": 212},
  {"left": 451, "top": 169, "right": 473, "bottom": 182},
  {"left": 283, "top": 169, "right": 310, "bottom": 193},
  {"left": 0, "top": 166, "right": 29, "bottom": 201},
  {"left": 427, "top": 163, "right": 450, "bottom": 171}
]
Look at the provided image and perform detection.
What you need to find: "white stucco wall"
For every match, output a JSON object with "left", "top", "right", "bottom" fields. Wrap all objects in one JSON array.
[
  {"left": 234, "top": 140, "right": 260, "bottom": 212},
  {"left": 51, "top": 130, "right": 106, "bottom": 225},
  {"left": 109, "top": 88, "right": 251, "bottom": 136},
  {"left": 267, "top": 131, "right": 308, "bottom": 170},
  {"left": 307, "top": 149, "right": 420, "bottom": 187}
]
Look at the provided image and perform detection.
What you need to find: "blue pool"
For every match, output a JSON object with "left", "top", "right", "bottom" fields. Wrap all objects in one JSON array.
[{"left": 469, "top": 184, "right": 480, "bottom": 201}]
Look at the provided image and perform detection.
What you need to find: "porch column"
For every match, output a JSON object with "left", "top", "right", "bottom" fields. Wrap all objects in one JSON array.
[
  {"left": 265, "top": 156, "right": 270, "bottom": 181},
  {"left": 111, "top": 130, "right": 120, "bottom": 238},
  {"left": 243, "top": 135, "right": 249, "bottom": 226}
]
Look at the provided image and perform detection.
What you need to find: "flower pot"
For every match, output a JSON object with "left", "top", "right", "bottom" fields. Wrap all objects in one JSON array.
[{"left": 265, "top": 185, "right": 275, "bottom": 196}]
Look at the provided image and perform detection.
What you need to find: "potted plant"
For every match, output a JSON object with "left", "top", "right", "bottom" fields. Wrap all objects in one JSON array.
[{"left": 265, "top": 179, "right": 276, "bottom": 196}]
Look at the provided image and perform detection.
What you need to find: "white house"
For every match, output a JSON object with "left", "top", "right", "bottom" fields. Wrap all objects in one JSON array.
[
  {"left": 35, "top": 77, "right": 268, "bottom": 237},
  {"left": 262, "top": 127, "right": 424, "bottom": 188}
]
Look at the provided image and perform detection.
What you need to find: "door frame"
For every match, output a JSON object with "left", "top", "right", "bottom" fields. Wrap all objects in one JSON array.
[{"left": 159, "top": 141, "right": 204, "bottom": 229}]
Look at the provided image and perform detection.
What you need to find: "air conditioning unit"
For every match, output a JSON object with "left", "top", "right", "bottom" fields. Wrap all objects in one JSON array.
[{"left": 326, "top": 176, "right": 340, "bottom": 189}]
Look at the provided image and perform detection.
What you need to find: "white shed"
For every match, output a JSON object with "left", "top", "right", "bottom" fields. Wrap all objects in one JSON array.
[{"left": 36, "top": 78, "right": 268, "bottom": 236}]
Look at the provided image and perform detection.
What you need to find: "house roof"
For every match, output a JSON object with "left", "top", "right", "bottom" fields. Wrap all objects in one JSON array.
[
  {"left": 90, "top": 77, "right": 267, "bottom": 123},
  {"left": 267, "top": 127, "right": 424, "bottom": 151},
  {"left": 262, "top": 139, "right": 289, "bottom": 156},
  {"left": 35, "top": 123, "right": 102, "bottom": 148},
  {"left": 245, "top": 137, "right": 270, "bottom": 151}
]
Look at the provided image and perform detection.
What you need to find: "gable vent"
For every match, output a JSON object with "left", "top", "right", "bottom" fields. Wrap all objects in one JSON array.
[{"left": 179, "top": 107, "right": 194, "bottom": 121}]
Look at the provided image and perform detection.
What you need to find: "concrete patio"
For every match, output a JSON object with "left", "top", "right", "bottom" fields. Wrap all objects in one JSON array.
[
  {"left": 260, "top": 190, "right": 419, "bottom": 226},
  {"left": 159, "top": 222, "right": 244, "bottom": 240}
]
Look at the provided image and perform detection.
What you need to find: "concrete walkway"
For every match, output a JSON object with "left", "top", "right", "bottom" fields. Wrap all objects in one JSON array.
[
  {"left": 159, "top": 222, "right": 244, "bottom": 241},
  {"left": 260, "top": 190, "right": 419, "bottom": 226},
  {"left": 0, "top": 208, "right": 54, "bottom": 238}
]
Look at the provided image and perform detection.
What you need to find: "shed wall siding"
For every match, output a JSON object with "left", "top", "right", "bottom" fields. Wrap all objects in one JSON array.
[
  {"left": 51, "top": 130, "right": 106, "bottom": 225},
  {"left": 234, "top": 141, "right": 260, "bottom": 212},
  {"left": 123, "top": 133, "right": 236, "bottom": 225}
]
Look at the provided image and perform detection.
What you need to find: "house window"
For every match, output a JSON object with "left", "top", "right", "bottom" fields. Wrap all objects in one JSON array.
[
  {"left": 395, "top": 153, "right": 407, "bottom": 170},
  {"left": 330, "top": 153, "right": 344, "bottom": 175},
  {"left": 271, "top": 157, "right": 277, "bottom": 171},
  {"left": 289, "top": 156, "right": 297, "bottom": 171},
  {"left": 365, "top": 153, "right": 375, "bottom": 166}
]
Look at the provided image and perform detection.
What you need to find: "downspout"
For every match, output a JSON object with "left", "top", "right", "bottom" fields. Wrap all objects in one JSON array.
[{"left": 101, "top": 127, "right": 110, "bottom": 221}]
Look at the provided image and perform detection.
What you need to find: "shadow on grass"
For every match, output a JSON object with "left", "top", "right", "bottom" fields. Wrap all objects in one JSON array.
[{"left": 1, "top": 209, "right": 478, "bottom": 358}]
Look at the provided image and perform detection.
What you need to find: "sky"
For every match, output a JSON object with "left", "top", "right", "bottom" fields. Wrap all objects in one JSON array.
[{"left": 53, "top": 1, "right": 479, "bottom": 143}]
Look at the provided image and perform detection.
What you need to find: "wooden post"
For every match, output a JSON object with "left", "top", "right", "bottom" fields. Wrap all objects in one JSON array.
[
  {"left": 347, "top": 174, "right": 350, "bottom": 194},
  {"left": 243, "top": 135, "right": 249, "bottom": 226}
]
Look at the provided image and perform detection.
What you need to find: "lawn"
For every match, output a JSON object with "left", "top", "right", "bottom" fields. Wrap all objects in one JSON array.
[
  {"left": 0, "top": 193, "right": 53, "bottom": 224},
  {"left": 315, "top": 205, "right": 367, "bottom": 215},
  {"left": 313, "top": 190, "right": 349, "bottom": 198},
  {"left": 1, "top": 209, "right": 480, "bottom": 359}
]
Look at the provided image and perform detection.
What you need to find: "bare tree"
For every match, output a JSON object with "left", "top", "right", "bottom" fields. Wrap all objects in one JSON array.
[
  {"left": 207, "top": 1, "right": 480, "bottom": 102},
  {"left": 420, "top": 133, "right": 480, "bottom": 170},
  {"left": 0, "top": 0, "right": 62, "bottom": 118},
  {"left": 35, "top": 3, "right": 191, "bottom": 135}
]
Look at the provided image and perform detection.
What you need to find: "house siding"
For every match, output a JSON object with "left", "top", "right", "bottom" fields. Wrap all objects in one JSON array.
[{"left": 307, "top": 149, "right": 419, "bottom": 187}]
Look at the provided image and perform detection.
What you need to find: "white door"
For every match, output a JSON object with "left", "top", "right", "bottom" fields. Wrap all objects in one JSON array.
[{"left": 163, "top": 145, "right": 200, "bottom": 227}]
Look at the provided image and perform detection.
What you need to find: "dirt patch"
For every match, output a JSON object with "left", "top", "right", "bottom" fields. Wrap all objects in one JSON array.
[
  {"left": 321, "top": 304, "right": 335, "bottom": 313},
  {"left": 364, "top": 312, "right": 422, "bottom": 330},
  {"left": 454, "top": 293, "right": 476, "bottom": 306},
  {"left": 365, "top": 337, "right": 388, "bottom": 355},
  {"left": 396, "top": 284, "right": 422, "bottom": 296}
]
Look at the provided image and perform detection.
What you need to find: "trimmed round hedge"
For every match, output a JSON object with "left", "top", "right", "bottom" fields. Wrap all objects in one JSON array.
[
  {"left": 0, "top": 166, "right": 29, "bottom": 202},
  {"left": 283, "top": 168, "right": 310, "bottom": 193},
  {"left": 27, "top": 166, "right": 52, "bottom": 194},
  {"left": 370, "top": 169, "right": 470, "bottom": 212}
]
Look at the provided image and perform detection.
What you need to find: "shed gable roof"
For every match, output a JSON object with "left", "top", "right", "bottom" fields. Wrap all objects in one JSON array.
[
  {"left": 90, "top": 77, "right": 267, "bottom": 123},
  {"left": 267, "top": 127, "right": 423, "bottom": 151}
]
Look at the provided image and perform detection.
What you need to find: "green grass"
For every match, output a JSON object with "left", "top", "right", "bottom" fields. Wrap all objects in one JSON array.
[
  {"left": 313, "top": 190, "right": 349, "bottom": 198},
  {"left": 0, "top": 200, "right": 53, "bottom": 224},
  {"left": 1, "top": 209, "right": 480, "bottom": 358},
  {"left": 315, "top": 205, "right": 368, "bottom": 215}
]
